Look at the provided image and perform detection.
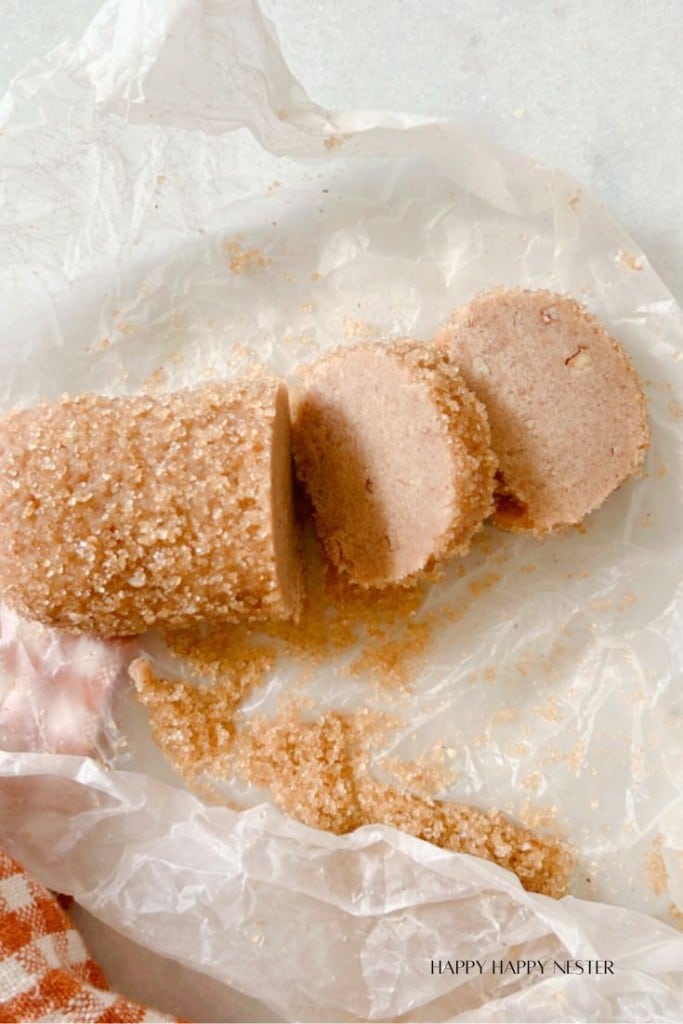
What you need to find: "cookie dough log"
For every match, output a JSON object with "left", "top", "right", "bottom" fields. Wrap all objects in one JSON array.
[
  {"left": 0, "top": 380, "right": 302, "bottom": 636},
  {"left": 291, "top": 340, "right": 497, "bottom": 587},
  {"left": 435, "top": 288, "right": 650, "bottom": 535}
]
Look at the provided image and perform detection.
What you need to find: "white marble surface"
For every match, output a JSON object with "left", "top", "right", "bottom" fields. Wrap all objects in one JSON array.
[
  {"left": 3, "top": 0, "right": 683, "bottom": 303},
  {"left": 1, "top": 2, "right": 682, "bottom": 1020}
]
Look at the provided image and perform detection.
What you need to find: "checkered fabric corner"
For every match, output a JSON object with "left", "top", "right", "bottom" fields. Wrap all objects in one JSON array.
[{"left": 0, "top": 848, "right": 179, "bottom": 1023}]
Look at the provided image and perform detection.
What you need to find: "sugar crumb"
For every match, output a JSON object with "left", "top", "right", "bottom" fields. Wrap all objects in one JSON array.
[
  {"left": 342, "top": 316, "right": 381, "bottom": 342},
  {"left": 468, "top": 571, "right": 501, "bottom": 598},
  {"left": 518, "top": 799, "right": 560, "bottom": 832},
  {"left": 142, "top": 366, "right": 168, "bottom": 392},
  {"left": 521, "top": 771, "right": 543, "bottom": 793},
  {"left": 669, "top": 903, "right": 683, "bottom": 929},
  {"left": 567, "top": 739, "right": 586, "bottom": 774},
  {"left": 224, "top": 240, "right": 270, "bottom": 274},
  {"left": 617, "top": 250, "right": 644, "bottom": 272},
  {"left": 534, "top": 697, "right": 561, "bottom": 722},
  {"left": 379, "top": 745, "right": 458, "bottom": 799},
  {"left": 646, "top": 836, "right": 669, "bottom": 896}
]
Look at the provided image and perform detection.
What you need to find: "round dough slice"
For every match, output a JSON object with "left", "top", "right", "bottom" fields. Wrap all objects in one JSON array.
[
  {"left": 435, "top": 288, "right": 650, "bottom": 535},
  {"left": 291, "top": 340, "right": 496, "bottom": 587}
]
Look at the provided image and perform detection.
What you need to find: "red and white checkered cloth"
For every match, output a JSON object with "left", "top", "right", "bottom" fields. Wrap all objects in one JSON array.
[{"left": 0, "top": 848, "right": 179, "bottom": 1023}]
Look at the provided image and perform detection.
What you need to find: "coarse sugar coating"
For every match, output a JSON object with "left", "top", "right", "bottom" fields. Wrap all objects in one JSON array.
[
  {"left": 435, "top": 288, "right": 650, "bottom": 534},
  {"left": 0, "top": 379, "right": 301, "bottom": 636},
  {"left": 290, "top": 340, "right": 497, "bottom": 587}
]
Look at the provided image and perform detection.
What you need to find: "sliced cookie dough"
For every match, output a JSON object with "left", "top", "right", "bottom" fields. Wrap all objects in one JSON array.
[
  {"left": 291, "top": 340, "right": 496, "bottom": 587},
  {"left": 435, "top": 288, "right": 650, "bottom": 535}
]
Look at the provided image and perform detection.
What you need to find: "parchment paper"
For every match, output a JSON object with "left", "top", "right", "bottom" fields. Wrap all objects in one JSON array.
[{"left": 1, "top": 0, "right": 682, "bottom": 1020}]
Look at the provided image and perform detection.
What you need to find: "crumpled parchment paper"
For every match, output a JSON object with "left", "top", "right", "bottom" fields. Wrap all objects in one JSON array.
[{"left": 0, "top": 0, "right": 682, "bottom": 1020}]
